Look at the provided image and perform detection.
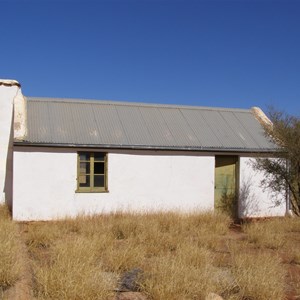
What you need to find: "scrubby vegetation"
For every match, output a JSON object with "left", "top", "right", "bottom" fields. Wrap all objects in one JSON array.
[
  {"left": 0, "top": 205, "right": 26, "bottom": 298},
  {"left": 253, "top": 108, "right": 300, "bottom": 216},
  {"left": 1, "top": 205, "right": 300, "bottom": 299}
]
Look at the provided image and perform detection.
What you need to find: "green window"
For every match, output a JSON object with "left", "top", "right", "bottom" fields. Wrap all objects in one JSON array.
[{"left": 77, "top": 152, "right": 108, "bottom": 192}]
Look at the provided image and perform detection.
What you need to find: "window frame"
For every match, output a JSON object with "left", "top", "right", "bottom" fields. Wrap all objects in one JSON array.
[{"left": 76, "top": 152, "right": 108, "bottom": 193}]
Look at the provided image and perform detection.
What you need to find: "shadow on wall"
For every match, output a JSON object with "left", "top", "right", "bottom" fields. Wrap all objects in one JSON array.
[
  {"left": 4, "top": 117, "right": 14, "bottom": 212},
  {"left": 238, "top": 175, "right": 285, "bottom": 218},
  {"left": 238, "top": 177, "right": 260, "bottom": 218}
]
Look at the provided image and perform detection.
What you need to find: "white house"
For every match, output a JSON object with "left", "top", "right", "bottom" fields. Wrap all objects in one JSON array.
[{"left": 0, "top": 79, "right": 288, "bottom": 221}]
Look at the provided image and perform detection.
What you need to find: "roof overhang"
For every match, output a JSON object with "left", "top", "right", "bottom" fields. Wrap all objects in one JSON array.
[{"left": 13, "top": 141, "right": 279, "bottom": 154}]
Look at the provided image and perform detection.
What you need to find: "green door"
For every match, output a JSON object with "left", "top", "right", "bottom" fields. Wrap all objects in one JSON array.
[{"left": 214, "top": 156, "right": 238, "bottom": 218}]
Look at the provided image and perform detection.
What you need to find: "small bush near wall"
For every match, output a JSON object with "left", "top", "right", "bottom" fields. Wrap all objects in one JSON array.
[{"left": 219, "top": 191, "right": 237, "bottom": 218}]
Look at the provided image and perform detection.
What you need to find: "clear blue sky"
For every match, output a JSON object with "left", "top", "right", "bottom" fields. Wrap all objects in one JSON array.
[{"left": 1, "top": 0, "right": 300, "bottom": 115}]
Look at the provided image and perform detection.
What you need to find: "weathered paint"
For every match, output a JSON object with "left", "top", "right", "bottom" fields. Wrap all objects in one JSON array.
[
  {"left": 13, "top": 148, "right": 215, "bottom": 221},
  {"left": 14, "top": 91, "right": 27, "bottom": 140},
  {"left": 0, "top": 80, "right": 21, "bottom": 204},
  {"left": 239, "top": 157, "right": 286, "bottom": 218}
]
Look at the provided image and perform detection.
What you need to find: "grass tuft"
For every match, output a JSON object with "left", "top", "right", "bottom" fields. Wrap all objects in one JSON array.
[
  {"left": 33, "top": 236, "right": 115, "bottom": 299},
  {"left": 0, "top": 205, "right": 25, "bottom": 295},
  {"left": 231, "top": 252, "right": 285, "bottom": 300},
  {"left": 242, "top": 219, "right": 286, "bottom": 249}
]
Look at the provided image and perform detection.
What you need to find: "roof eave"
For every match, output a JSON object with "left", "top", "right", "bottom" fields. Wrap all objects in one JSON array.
[{"left": 13, "top": 141, "right": 279, "bottom": 154}]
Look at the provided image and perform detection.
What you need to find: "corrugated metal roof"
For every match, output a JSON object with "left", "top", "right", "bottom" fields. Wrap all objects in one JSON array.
[{"left": 18, "top": 97, "right": 276, "bottom": 152}]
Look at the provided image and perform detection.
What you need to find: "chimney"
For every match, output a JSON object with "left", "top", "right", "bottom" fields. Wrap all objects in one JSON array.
[
  {"left": 0, "top": 79, "right": 25, "bottom": 206},
  {"left": 14, "top": 85, "right": 27, "bottom": 140}
]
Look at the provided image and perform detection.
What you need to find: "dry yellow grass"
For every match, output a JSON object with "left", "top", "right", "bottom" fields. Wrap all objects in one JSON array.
[
  {"left": 242, "top": 218, "right": 287, "bottom": 249},
  {"left": 288, "top": 247, "right": 300, "bottom": 265},
  {"left": 33, "top": 236, "right": 115, "bottom": 300},
  {"left": 0, "top": 205, "right": 25, "bottom": 297},
  {"left": 142, "top": 253, "right": 215, "bottom": 299},
  {"left": 242, "top": 217, "right": 300, "bottom": 255},
  {"left": 24, "top": 212, "right": 233, "bottom": 299},
  {"left": 280, "top": 216, "right": 300, "bottom": 232},
  {"left": 14, "top": 212, "right": 300, "bottom": 299},
  {"left": 231, "top": 251, "right": 285, "bottom": 300}
]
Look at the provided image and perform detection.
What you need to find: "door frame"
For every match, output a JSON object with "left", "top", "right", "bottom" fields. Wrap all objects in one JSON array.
[{"left": 214, "top": 155, "right": 239, "bottom": 218}]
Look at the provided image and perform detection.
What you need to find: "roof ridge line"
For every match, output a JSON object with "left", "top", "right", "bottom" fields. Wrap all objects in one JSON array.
[{"left": 26, "top": 97, "right": 251, "bottom": 113}]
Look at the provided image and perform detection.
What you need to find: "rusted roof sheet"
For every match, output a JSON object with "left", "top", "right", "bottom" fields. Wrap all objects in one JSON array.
[{"left": 19, "top": 97, "right": 276, "bottom": 152}]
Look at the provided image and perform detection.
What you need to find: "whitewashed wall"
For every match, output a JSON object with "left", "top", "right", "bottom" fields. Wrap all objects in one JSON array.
[
  {"left": 13, "top": 147, "right": 215, "bottom": 221},
  {"left": 13, "top": 148, "right": 288, "bottom": 220},
  {"left": 239, "top": 157, "right": 286, "bottom": 217},
  {"left": 0, "top": 81, "right": 20, "bottom": 205}
]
